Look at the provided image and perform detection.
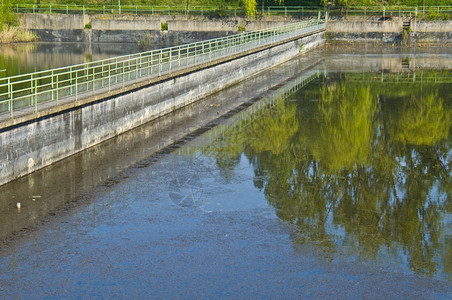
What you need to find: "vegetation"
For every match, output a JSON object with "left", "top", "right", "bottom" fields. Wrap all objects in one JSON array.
[
  {"left": 1, "top": 0, "right": 16, "bottom": 27},
  {"left": 0, "top": 25, "right": 38, "bottom": 43},
  {"left": 1, "top": 0, "right": 38, "bottom": 43}
]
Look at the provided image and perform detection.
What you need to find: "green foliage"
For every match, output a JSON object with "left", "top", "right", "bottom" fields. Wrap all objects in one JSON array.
[
  {"left": 237, "top": 25, "right": 245, "bottom": 32},
  {"left": 241, "top": 0, "right": 257, "bottom": 17},
  {"left": 0, "top": 0, "right": 16, "bottom": 28},
  {"left": 309, "top": 83, "right": 376, "bottom": 171},
  {"left": 161, "top": 22, "right": 168, "bottom": 31},
  {"left": 193, "top": 71, "right": 452, "bottom": 278},
  {"left": 388, "top": 92, "right": 451, "bottom": 146},
  {"left": 84, "top": 22, "right": 92, "bottom": 29},
  {"left": 424, "top": 10, "right": 451, "bottom": 21}
]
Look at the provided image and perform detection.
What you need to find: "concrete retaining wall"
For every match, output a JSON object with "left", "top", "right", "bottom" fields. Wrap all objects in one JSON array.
[
  {"left": 0, "top": 31, "right": 324, "bottom": 186},
  {"left": 19, "top": 13, "right": 90, "bottom": 29},
  {"left": 326, "top": 20, "right": 402, "bottom": 33},
  {"left": 412, "top": 21, "right": 452, "bottom": 32},
  {"left": 20, "top": 14, "right": 294, "bottom": 43},
  {"left": 326, "top": 19, "right": 452, "bottom": 44}
]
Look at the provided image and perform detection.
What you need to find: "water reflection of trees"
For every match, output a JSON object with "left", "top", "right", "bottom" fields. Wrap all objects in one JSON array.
[{"left": 203, "top": 75, "right": 452, "bottom": 278}]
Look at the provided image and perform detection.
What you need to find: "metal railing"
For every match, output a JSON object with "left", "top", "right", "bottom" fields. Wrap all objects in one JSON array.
[
  {"left": 12, "top": 4, "right": 452, "bottom": 19},
  {"left": 14, "top": 4, "right": 246, "bottom": 16},
  {"left": 329, "top": 5, "right": 452, "bottom": 19},
  {"left": 0, "top": 19, "right": 325, "bottom": 120}
]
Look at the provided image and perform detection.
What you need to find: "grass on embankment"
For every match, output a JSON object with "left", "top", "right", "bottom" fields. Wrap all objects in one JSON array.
[{"left": 0, "top": 25, "right": 38, "bottom": 43}]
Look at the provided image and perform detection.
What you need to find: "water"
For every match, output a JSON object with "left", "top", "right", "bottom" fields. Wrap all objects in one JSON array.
[
  {"left": 0, "top": 46, "right": 451, "bottom": 297},
  {"left": 0, "top": 42, "right": 142, "bottom": 77}
]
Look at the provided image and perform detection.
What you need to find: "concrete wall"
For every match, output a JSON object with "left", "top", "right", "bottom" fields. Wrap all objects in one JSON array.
[
  {"left": 20, "top": 14, "right": 294, "bottom": 43},
  {"left": 327, "top": 20, "right": 402, "bottom": 33},
  {"left": 326, "top": 19, "right": 452, "bottom": 44},
  {"left": 0, "top": 32, "right": 324, "bottom": 186},
  {"left": 413, "top": 21, "right": 452, "bottom": 32},
  {"left": 19, "top": 13, "right": 89, "bottom": 29}
]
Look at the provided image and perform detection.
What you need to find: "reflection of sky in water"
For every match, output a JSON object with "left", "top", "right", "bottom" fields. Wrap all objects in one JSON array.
[{"left": 159, "top": 153, "right": 272, "bottom": 213}]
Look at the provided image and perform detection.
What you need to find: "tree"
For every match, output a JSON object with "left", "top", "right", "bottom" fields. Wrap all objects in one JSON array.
[
  {"left": 241, "top": 0, "right": 257, "bottom": 17},
  {"left": 0, "top": 0, "right": 15, "bottom": 29}
]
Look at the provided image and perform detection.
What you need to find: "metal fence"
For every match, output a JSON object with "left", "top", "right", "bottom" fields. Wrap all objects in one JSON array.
[
  {"left": 12, "top": 4, "right": 452, "bottom": 19},
  {"left": 14, "top": 4, "right": 246, "bottom": 16},
  {"left": 328, "top": 5, "right": 452, "bottom": 19},
  {"left": 0, "top": 19, "right": 325, "bottom": 120}
]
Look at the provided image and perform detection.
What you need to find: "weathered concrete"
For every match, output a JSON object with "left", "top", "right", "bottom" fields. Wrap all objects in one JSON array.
[
  {"left": 326, "top": 20, "right": 403, "bottom": 33},
  {"left": 0, "top": 31, "right": 324, "bottom": 186},
  {"left": 19, "top": 13, "right": 295, "bottom": 43},
  {"left": 326, "top": 19, "right": 452, "bottom": 44}
]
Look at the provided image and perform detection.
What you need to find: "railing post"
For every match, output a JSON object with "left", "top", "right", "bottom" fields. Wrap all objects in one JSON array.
[
  {"left": 159, "top": 50, "right": 162, "bottom": 76},
  {"left": 34, "top": 77, "right": 38, "bottom": 113},
  {"left": 122, "top": 61, "right": 125, "bottom": 88},
  {"left": 75, "top": 71, "right": 78, "bottom": 100},
  {"left": 92, "top": 66, "right": 95, "bottom": 92},
  {"left": 169, "top": 50, "right": 172, "bottom": 73},
  {"left": 108, "top": 63, "right": 111, "bottom": 91},
  {"left": 178, "top": 48, "right": 181, "bottom": 70},
  {"left": 30, "top": 74, "right": 34, "bottom": 107},
  {"left": 51, "top": 70, "right": 54, "bottom": 102},
  {"left": 56, "top": 75, "right": 59, "bottom": 105},
  {"left": 8, "top": 78, "right": 13, "bottom": 118}
]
